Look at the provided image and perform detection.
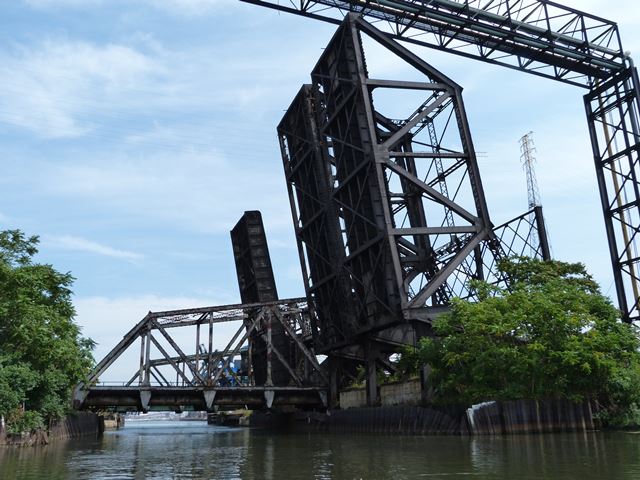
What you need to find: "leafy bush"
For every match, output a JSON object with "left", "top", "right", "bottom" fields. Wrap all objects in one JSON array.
[
  {"left": 0, "top": 230, "right": 95, "bottom": 432},
  {"left": 5, "top": 409, "right": 44, "bottom": 434},
  {"left": 416, "top": 257, "right": 640, "bottom": 425}
]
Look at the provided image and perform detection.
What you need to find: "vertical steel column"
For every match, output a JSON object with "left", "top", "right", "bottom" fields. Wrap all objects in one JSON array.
[
  {"left": 144, "top": 329, "right": 151, "bottom": 385},
  {"left": 585, "top": 65, "right": 640, "bottom": 322},
  {"left": 195, "top": 322, "right": 201, "bottom": 380},
  {"left": 138, "top": 333, "right": 145, "bottom": 386},
  {"left": 533, "top": 206, "right": 551, "bottom": 261},
  {"left": 364, "top": 341, "right": 379, "bottom": 406},
  {"left": 266, "top": 311, "right": 273, "bottom": 387},
  {"left": 208, "top": 314, "right": 213, "bottom": 382}
]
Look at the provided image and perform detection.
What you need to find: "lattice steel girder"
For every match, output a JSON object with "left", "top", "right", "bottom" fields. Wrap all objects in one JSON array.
[
  {"left": 278, "top": 14, "right": 511, "bottom": 350},
  {"left": 74, "top": 298, "right": 327, "bottom": 411},
  {"left": 585, "top": 66, "right": 640, "bottom": 323},
  {"left": 241, "top": 0, "right": 625, "bottom": 87},
  {"left": 81, "top": 386, "right": 327, "bottom": 411}
]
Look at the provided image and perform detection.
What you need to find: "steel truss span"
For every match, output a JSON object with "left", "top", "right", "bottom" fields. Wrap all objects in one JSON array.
[
  {"left": 241, "top": 0, "right": 624, "bottom": 87},
  {"left": 246, "top": 0, "right": 640, "bottom": 323},
  {"left": 74, "top": 299, "right": 328, "bottom": 412},
  {"left": 278, "top": 14, "right": 547, "bottom": 352}
]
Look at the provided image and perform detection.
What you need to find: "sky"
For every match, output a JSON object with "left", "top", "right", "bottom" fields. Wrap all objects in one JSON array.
[{"left": 2, "top": 0, "right": 640, "bottom": 381}]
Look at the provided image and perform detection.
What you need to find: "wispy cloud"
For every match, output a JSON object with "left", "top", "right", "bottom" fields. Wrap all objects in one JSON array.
[
  {"left": 0, "top": 29, "right": 320, "bottom": 140},
  {"left": 34, "top": 147, "right": 291, "bottom": 235},
  {"left": 0, "top": 39, "right": 163, "bottom": 138},
  {"left": 25, "top": 0, "right": 241, "bottom": 16},
  {"left": 42, "top": 234, "right": 143, "bottom": 260}
]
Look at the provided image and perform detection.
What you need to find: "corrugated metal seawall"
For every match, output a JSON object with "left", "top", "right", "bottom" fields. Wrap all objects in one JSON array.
[{"left": 293, "top": 399, "right": 595, "bottom": 435}]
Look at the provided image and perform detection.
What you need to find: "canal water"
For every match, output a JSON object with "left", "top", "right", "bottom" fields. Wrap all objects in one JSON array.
[{"left": 2, "top": 421, "right": 640, "bottom": 479}]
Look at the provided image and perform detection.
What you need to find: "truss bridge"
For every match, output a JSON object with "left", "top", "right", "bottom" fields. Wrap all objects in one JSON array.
[{"left": 74, "top": 298, "right": 328, "bottom": 412}]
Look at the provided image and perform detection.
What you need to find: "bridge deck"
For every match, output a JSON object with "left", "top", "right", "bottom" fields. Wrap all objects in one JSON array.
[{"left": 82, "top": 386, "right": 327, "bottom": 412}]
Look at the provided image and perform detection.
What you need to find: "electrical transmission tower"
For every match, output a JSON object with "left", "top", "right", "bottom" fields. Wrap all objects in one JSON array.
[
  {"left": 520, "top": 132, "right": 541, "bottom": 255},
  {"left": 520, "top": 132, "right": 541, "bottom": 209}
]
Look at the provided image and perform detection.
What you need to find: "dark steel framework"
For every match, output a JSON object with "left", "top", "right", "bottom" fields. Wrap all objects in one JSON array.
[
  {"left": 231, "top": 211, "right": 294, "bottom": 386},
  {"left": 75, "top": 212, "right": 328, "bottom": 412},
  {"left": 231, "top": 210, "right": 279, "bottom": 304},
  {"left": 245, "top": 0, "right": 640, "bottom": 322},
  {"left": 279, "top": 15, "right": 548, "bottom": 356}
]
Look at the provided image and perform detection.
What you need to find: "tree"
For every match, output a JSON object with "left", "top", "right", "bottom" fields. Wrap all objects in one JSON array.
[
  {"left": 411, "top": 257, "right": 640, "bottom": 424},
  {"left": 0, "top": 230, "right": 94, "bottom": 430}
]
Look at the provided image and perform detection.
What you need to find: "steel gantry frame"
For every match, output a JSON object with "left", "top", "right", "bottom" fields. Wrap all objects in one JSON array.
[{"left": 244, "top": 0, "right": 640, "bottom": 321}]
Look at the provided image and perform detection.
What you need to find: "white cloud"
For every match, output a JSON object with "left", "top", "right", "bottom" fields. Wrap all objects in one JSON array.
[
  {"left": 25, "top": 0, "right": 239, "bottom": 15},
  {"left": 42, "top": 234, "right": 143, "bottom": 260},
  {"left": 35, "top": 147, "right": 291, "bottom": 235},
  {"left": 0, "top": 39, "right": 163, "bottom": 138},
  {"left": 143, "top": 0, "right": 235, "bottom": 14},
  {"left": 24, "top": 0, "right": 102, "bottom": 6},
  {"left": 0, "top": 28, "right": 318, "bottom": 140}
]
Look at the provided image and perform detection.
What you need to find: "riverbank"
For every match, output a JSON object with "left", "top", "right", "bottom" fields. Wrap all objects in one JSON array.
[
  {"left": 0, "top": 412, "right": 102, "bottom": 447},
  {"left": 249, "top": 397, "right": 596, "bottom": 435}
]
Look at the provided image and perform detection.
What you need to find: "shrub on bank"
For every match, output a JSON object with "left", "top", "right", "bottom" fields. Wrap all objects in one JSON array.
[
  {"left": 0, "top": 230, "right": 95, "bottom": 434},
  {"left": 400, "top": 257, "right": 640, "bottom": 427}
]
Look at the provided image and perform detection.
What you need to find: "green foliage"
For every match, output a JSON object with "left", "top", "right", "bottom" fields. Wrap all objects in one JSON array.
[
  {"left": 395, "top": 347, "right": 421, "bottom": 379},
  {"left": 0, "top": 358, "right": 38, "bottom": 416},
  {"left": 0, "top": 230, "right": 95, "bottom": 432},
  {"left": 5, "top": 409, "right": 44, "bottom": 434},
  {"left": 417, "top": 257, "right": 640, "bottom": 424}
]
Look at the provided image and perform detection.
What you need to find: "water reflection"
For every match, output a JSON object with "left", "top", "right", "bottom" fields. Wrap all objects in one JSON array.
[{"left": 2, "top": 421, "right": 640, "bottom": 479}]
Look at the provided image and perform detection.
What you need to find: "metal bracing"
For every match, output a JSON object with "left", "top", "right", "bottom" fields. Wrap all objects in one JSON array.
[
  {"left": 246, "top": 2, "right": 640, "bottom": 321},
  {"left": 279, "top": 15, "right": 515, "bottom": 351},
  {"left": 74, "top": 298, "right": 328, "bottom": 411},
  {"left": 241, "top": 0, "right": 624, "bottom": 87},
  {"left": 585, "top": 67, "right": 640, "bottom": 322},
  {"left": 484, "top": 206, "right": 551, "bottom": 267}
]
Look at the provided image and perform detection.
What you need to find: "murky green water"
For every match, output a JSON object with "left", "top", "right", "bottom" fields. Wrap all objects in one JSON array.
[{"left": 2, "top": 421, "right": 640, "bottom": 479}]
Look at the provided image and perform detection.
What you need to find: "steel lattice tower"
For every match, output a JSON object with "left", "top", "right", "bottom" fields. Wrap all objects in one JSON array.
[
  {"left": 520, "top": 132, "right": 541, "bottom": 210},
  {"left": 520, "top": 132, "right": 542, "bottom": 256}
]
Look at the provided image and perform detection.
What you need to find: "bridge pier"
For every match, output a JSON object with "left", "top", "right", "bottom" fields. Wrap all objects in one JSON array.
[{"left": 365, "top": 341, "right": 379, "bottom": 407}]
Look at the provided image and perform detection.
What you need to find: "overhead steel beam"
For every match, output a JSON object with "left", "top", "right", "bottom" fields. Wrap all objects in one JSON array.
[{"left": 240, "top": 0, "right": 625, "bottom": 87}]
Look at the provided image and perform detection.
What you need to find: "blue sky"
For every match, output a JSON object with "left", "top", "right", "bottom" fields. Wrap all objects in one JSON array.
[{"left": 2, "top": 0, "right": 640, "bottom": 379}]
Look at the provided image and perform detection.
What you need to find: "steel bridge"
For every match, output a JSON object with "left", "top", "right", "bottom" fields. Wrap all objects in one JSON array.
[
  {"left": 242, "top": 0, "right": 640, "bottom": 323},
  {"left": 75, "top": 213, "right": 329, "bottom": 412},
  {"left": 76, "top": 0, "right": 640, "bottom": 411},
  {"left": 76, "top": 16, "right": 552, "bottom": 412},
  {"left": 75, "top": 298, "right": 328, "bottom": 411}
]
